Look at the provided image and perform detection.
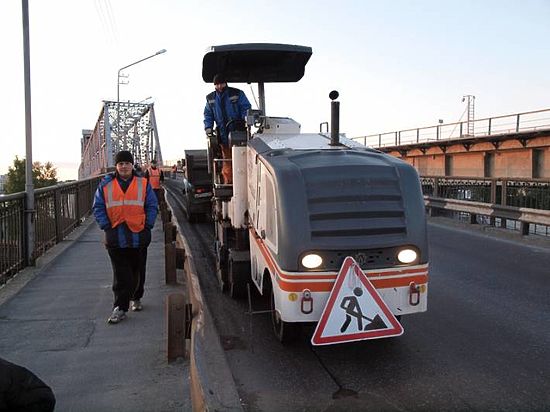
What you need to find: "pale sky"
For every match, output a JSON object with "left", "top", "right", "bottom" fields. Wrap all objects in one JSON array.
[{"left": 2, "top": 0, "right": 549, "bottom": 180}]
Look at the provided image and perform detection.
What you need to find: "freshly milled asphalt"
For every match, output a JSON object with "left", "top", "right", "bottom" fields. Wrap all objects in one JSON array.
[{"left": 0, "top": 218, "right": 191, "bottom": 412}]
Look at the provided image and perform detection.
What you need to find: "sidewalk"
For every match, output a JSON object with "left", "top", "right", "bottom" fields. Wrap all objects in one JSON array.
[{"left": 0, "top": 218, "right": 191, "bottom": 411}]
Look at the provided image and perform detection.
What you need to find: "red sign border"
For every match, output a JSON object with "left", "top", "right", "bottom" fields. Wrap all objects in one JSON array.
[{"left": 311, "top": 256, "right": 404, "bottom": 345}]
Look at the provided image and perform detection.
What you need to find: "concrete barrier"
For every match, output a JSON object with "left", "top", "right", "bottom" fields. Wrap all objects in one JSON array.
[{"left": 163, "top": 192, "right": 243, "bottom": 411}]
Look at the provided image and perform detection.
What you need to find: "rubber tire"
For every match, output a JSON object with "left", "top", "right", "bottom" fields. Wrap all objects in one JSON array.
[
  {"left": 271, "top": 287, "right": 300, "bottom": 344},
  {"left": 228, "top": 259, "right": 248, "bottom": 299},
  {"left": 216, "top": 244, "right": 228, "bottom": 293}
]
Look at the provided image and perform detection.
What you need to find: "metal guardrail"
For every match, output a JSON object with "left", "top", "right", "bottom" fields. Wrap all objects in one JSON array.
[
  {"left": 2, "top": 172, "right": 547, "bottom": 283},
  {"left": 354, "top": 108, "right": 550, "bottom": 147},
  {"left": 0, "top": 175, "right": 103, "bottom": 284},
  {"left": 420, "top": 176, "right": 550, "bottom": 211},
  {"left": 421, "top": 175, "right": 550, "bottom": 236},
  {"left": 425, "top": 196, "right": 550, "bottom": 236},
  {"left": 162, "top": 183, "right": 243, "bottom": 411}
]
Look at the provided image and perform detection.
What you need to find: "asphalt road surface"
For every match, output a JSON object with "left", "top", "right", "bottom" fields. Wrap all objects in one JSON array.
[{"left": 165, "top": 179, "right": 550, "bottom": 412}]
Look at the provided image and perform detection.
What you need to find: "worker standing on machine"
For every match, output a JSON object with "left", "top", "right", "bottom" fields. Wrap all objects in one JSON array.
[{"left": 203, "top": 73, "right": 251, "bottom": 184}]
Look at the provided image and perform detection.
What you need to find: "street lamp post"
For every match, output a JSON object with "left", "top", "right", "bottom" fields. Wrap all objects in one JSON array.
[
  {"left": 22, "top": 0, "right": 35, "bottom": 266},
  {"left": 117, "top": 49, "right": 166, "bottom": 150}
]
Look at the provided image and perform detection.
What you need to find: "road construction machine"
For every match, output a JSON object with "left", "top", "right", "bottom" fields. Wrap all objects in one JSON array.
[
  {"left": 181, "top": 149, "right": 212, "bottom": 222},
  {"left": 203, "top": 43, "right": 429, "bottom": 344}
]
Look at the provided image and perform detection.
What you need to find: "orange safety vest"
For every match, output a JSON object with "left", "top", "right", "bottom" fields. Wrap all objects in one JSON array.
[
  {"left": 103, "top": 176, "right": 147, "bottom": 233},
  {"left": 147, "top": 167, "right": 161, "bottom": 189}
]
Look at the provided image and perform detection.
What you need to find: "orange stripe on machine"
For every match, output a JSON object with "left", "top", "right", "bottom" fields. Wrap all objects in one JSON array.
[{"left": 251, "top": 230, "right": 429, "bottom": 293}]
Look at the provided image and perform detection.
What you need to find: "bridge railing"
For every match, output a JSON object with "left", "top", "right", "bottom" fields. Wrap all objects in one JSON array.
[
  {"left": 2, "top": 173, "right": 547, "bottom": 283},
  {"left": 424, "top": 196, "right": 550, "bottom": 236},
  {"left": 354, "top": 108, "right": 550, "bottom": 147},
  {"left": 1, "top": 176, "right": 103, "bottom": 285},
  {"left": 421, "top": 175, "right": 550, "bottom": 236}
]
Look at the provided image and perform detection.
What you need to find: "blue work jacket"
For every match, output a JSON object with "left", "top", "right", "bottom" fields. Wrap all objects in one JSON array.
[
  {"left": 92, "top": 172, "right": 158, "bottom": 249},
  {"left": 203, "top": 86, "right": 251, "bottom": 144}
]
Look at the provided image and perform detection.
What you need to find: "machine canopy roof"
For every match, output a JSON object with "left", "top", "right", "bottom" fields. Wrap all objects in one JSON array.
[{"left": 202, "top": 43, "right": 312, "bottom": 83}]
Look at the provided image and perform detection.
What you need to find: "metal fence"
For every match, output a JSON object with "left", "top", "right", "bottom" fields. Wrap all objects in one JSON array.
[
  {"left": 0, "top": 176, "right": 103, "bottom": 285},
  {"left": 354, "top": 108, "right": 550, "bottom": 147},
  {"left": 425, "top": 196, "right": 550, "bottom": 237},
  {"left": 421, "top": 175, "right": 550, "bottom": 236}
]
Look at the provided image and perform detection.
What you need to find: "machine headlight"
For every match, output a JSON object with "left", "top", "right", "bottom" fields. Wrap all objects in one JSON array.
[
  {"left": 301, "top": 254, "right": 323, "bottom": 269},
  {"left": 397, "top": 248, "right": 417, "bottom": 264}
]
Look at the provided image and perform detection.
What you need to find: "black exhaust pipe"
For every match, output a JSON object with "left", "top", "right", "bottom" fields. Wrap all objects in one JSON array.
[{"left": 329, "top": 90, "right": 340, "bottom": 146}]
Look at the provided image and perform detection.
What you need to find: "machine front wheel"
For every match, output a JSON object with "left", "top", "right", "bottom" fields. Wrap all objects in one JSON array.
[
  {"left": 186, "top": 211, "right": 199, "bottom": 223},
  {"left": 216, "top": 242, "right": 228, "bottom": 292},
  {"left": 271, "top": 287, "right": 300, "bottom": 344},
  {"left": 228, "top": 258, "right": 248, "bottom": 299}
]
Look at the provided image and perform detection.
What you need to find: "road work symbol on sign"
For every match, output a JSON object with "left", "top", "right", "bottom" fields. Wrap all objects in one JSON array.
[{"left": 311, "top": 256, "right": 403, "bottom": 346}]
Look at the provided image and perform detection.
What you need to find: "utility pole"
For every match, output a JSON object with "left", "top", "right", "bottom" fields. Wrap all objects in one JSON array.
[{"left": 22, "top": 0, "right": 35, "bottom": 266}]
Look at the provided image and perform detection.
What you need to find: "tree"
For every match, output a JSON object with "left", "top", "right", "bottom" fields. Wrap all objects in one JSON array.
[
  {"left": 5, "top": 157, "right": 25, "bottom": 194},
  {"left": 5, "top": 156, "right": 58, "bottom": 194},
  {"left": 34, "top": 161, "right": 58, "bottom": 189}
]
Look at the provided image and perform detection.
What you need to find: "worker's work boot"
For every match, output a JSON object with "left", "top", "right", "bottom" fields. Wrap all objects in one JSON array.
[
  {"left": 107, "top": 307, "right": 127, "bottom": 324},
  {"left": 131, "top": 300, "right": 143, "bottom": 312}
]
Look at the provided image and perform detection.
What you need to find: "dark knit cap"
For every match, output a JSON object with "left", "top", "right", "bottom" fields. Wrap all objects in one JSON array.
[
  {"left": 213, "top": 73, "right": 227, "bottom": 85},
  {"left": 114, "top": 150, "right": 134, "bottom": 165}
]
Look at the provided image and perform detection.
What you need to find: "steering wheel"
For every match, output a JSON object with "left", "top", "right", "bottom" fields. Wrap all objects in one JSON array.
[{"left": 225, "top": 119, "right": 246, "bottom": 132}]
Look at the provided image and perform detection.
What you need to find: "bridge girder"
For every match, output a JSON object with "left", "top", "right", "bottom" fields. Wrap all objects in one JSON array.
[{"left": 79, "top": 101, "right": 163, "bottom": 178}]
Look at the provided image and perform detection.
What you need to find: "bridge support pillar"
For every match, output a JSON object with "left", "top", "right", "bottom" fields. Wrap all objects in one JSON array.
[
  {"left": 166, "top": 293, "right": 191, "bottom": 361},
  {"left": 176, "top": 247, "right": 186, "bottom": 270},
  {"left": 164, "top": 222, "right": 177, "bottom": 285},
  {"left": 165, "top": 243, "right": 177, "bottom": 285},
  {"left": 520, "top": 221, "right": 530, "bottom": 236}
]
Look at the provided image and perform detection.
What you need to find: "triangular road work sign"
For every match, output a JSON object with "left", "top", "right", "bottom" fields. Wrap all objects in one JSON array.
[{"left": 311, "top": 256, "right": 404, "bottom": 346}]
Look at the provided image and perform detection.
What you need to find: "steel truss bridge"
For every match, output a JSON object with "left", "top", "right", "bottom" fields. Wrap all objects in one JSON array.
[{"left": 78, "top": 101, "right": 163, "bottom": 178}]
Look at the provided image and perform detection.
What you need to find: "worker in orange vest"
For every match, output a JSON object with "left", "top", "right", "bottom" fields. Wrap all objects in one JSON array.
[
  {"left": 144, "top": 159, "right": 164, "bottom": 200},
  {"left": 93, "top": 150, "right": 158, "bottom": 324}
]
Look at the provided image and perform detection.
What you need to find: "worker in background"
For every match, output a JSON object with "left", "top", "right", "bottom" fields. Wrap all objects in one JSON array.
[
  {"left": 144, "top": 159, "right": 164, "bottom": 200},
  {"left": 203, "top": 73, "right": 251, "bottom": 184},
  {"left": 93, "top": 150, "right": 158, "bottom": 324},
  {"left": 134, "top": 163, "right": 143, "bottom": 176}
]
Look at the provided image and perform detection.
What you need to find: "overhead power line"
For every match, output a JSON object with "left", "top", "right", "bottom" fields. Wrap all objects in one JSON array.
[
  {"left": 103, "top": 0, "right": 119, "bottom": 43},
  {"left": 94, "top": 0, "right": 118, "bottom": 45}
]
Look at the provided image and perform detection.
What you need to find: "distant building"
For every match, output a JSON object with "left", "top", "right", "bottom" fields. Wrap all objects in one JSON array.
[{"left": 0, "top": 174, "right": 6, "bottom": 194}]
